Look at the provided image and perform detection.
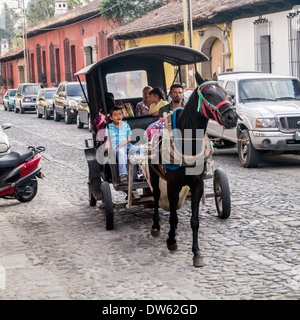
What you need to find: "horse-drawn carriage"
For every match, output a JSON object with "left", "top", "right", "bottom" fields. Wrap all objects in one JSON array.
[{"left": 75, "top": 45, "right": 238, "bottom": 267}]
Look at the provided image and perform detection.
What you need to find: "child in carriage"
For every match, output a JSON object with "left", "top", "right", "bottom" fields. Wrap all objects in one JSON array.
[{"left": 104, "top": 106, "right": 144, "bottom": 183}]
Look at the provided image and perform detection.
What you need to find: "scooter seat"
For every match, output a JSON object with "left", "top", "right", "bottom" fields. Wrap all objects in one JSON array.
[{"left": 0, "top": 149, "right": 34, "bottom": 168}]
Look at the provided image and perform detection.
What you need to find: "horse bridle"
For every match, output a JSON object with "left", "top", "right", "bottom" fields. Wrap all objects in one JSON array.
[{"left": 197, "top": 81, "right": 234, "bottom": 125}]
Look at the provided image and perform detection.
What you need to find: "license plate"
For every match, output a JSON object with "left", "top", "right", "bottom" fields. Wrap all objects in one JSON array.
[{"left": 295, "top": 132, "right": 300, "bottom": 140}]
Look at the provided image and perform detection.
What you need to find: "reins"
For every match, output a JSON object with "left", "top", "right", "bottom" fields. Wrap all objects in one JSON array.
[{"left": 197, "top": 81, "right": 233, "bottom": 125}]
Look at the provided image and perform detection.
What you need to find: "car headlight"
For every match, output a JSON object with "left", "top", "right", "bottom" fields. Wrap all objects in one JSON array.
[
  {"left": 68, "top": 100, "right": 78, "bottom": 108},
  {"left": 23, "top": 97, "right": 31, "bottom": 102},
  {"left": 0, "top": 143, "right": 8, "bottom": 152},
  {"left": 69, "top": 100, "right": 77, "bottom": 109},
  {"left": 256, "top": 118, "right": 277, "bottom": 128}
]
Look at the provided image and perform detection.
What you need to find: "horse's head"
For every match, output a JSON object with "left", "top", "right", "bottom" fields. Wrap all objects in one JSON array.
[{"left": 195, "top": 73, "right": 238, "bottom": 129}]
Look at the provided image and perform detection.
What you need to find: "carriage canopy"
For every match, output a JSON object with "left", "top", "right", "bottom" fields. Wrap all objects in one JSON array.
[{"left": 75, "top": 45, "right": 208, "bottom": 120}]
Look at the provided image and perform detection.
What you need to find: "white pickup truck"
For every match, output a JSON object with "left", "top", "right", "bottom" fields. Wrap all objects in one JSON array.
[{"left": 207, "top": 72, "right": 300, "bottom": 167}]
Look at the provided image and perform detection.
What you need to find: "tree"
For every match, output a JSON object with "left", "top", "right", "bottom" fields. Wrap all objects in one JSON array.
[
  {"left": 68, "top": 0, "right": 90, "bottom": 10},
  {"left": 26, "top": 0, "right": 55, "bottom": 26},
  {"left": 0, "top": 3, "right": 19, "bottom": 46},
  {"left": 26, "top": 0, "right": 90, "bottom": 26},
  {"left": 99, "top": 0, "right": 166, "bottom": 25}
]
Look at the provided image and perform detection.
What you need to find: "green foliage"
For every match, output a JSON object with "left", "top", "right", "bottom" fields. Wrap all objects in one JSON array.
[
  {"left": 99, "top": 0, "right": 165, "bottom": 24},
  {"left": 68, "top": 0, "right": 90, "bottom": 10},
  {"left": 26, "top": 0, "right": 91, "bottom": 26},
  {"left": 0, "top": 3, "right": 19, "bottom": 46},
  {"left": 26, "top": 0, "right": 55, "bottom": 26}
]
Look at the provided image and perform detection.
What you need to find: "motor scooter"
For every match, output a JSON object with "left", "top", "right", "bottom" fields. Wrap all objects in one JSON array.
[
  {"left": 0, "top": 146, "right": 45, "bottom": 202},
  {"left": 0, "top": 123, "right": 12, "bottom": 157}
]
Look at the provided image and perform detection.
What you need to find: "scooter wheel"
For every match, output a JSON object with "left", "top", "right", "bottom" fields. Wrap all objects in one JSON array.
[{"left": 16, "top": 179, "right": 38, "bottom": 202}]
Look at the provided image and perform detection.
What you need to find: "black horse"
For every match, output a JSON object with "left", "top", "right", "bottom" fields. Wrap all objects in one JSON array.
[{"left": 149, "top": 73, "right": 238, "bottom": 267}]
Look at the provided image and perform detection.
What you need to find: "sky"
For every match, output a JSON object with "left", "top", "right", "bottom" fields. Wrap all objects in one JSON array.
[
  {"left": 0, "top": 0, "right": 29, "bottom": 11},
  {"left": 0, "top": 0, "right": 29, "bottom": 29}
]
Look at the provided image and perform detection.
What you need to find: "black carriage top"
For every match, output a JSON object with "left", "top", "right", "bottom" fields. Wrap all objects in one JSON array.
[{"left": 75, "top": 45, "right": 208, "bottom": 121}]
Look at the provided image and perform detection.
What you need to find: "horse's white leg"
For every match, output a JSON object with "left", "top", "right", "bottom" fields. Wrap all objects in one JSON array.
[{"left": 190, "top": 181, "right": 204, "bottom": 267}]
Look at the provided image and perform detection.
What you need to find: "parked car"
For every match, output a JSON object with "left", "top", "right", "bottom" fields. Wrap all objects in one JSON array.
[
  {"left": 36, "top": 88, "right": 57, "bottom": 120},
  {"left": 76, "top": 91, "right": 92, "bottom": 131},
  {"left": 14, "top": 83, "right": 43, "bottom": 114},
  {"left": 3, "top": 89, "right": 17, "bottom": 112},
  {"left": 52, "top": 81, "right": 86, "bottom": 124},
  {"left": 207, "top": 72, "right": 300, "bottom": 167}
]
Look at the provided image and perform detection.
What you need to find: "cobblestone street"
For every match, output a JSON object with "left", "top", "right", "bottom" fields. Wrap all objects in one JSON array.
[{"left": 0, "top": 106, "right": 299, "bottom": 300}]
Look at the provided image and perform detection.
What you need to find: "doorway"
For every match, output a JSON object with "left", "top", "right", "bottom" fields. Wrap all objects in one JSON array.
[{"left": 210, "top": 38, "right": 225, "bottom": 76}]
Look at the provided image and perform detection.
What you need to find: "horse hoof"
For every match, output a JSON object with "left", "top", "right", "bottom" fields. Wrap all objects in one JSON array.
[
  {"left": 151, "top": 228, "right": 161, "bottom": 237},
  {"left": 193, "top": 257, "right": 204, "bottom": 267},
  {"left": 167, "top": 240, "right": 178, "bottom": 251}
]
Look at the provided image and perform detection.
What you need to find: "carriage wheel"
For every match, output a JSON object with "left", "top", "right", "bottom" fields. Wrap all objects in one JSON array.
[
  {"left": 213, "top": 168, "right": 231, "bottom": 219},
  {"left": 101, "top": 181, "right": 114, "bottom": 230}
]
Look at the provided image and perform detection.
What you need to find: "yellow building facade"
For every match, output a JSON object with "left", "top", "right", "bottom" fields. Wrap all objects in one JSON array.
[{"left": 122, "top": 25, "right": 234, "bottom": 89}]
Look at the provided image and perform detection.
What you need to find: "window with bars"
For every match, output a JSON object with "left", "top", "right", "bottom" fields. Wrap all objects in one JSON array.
[
  {"left": 49, "top": 42, "right": 56, "bottom": 84},
  {"left": 8, "top": 63, "right": 13, "bottom": 86},
  {"left": 254, "top": 16, "right": 272, "bottom": 73},
  {"left": 99, "top": 31, "right": 114, "bottom": 59},
  {"left": 288, "top": 11, "right": 300, "bottom": 79},
  {"left": 36, "top": 44, "right": 43, "bottom": 83},
  {"left": 42, "top": 50, "right": 47, "bottom": 85},
  {"left": 64, "top": 38, "right": 71, "bottom": 81},
  {"left": 71, "top": 45, "right": 76, "bottom": 81},
  {"left": 55, "top": 48, "right": 61, "bottom": 84},
  {"left": 30, "top": 52, "right": 35, "bottom": 83}
]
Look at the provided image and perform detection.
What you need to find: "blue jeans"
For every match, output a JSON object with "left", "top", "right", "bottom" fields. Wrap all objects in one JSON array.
[{"left": 115, "top": 143, "right": 142, "bottom": 176}]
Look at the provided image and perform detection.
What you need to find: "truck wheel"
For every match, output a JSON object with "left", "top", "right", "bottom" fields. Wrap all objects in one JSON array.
[{"left": 238, "top": 129, "right": 261, "bottom": 168}]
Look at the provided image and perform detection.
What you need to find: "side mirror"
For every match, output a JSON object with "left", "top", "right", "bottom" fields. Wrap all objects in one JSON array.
[
  {"left": 59, "top": 92, "right": 65, "bottom": 97},
  {"left": 228, "top": 94, "right": 236, "bottom": 106}
]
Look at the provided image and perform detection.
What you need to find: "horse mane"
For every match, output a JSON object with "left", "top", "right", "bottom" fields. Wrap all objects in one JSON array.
[{"left": 177, "top": 88, "right": 208, "bottom": 132}]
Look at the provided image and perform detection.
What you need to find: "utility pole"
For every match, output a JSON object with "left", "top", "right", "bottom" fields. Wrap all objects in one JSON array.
[
  {"left": 183, "top": 0, "right": 194, "bottom": 88},
  {"left": 183, "top": 0, "right": 193, "bottom": 48},
  {"left": 19, "top": 0, "right": 29, "bottom": 83}
]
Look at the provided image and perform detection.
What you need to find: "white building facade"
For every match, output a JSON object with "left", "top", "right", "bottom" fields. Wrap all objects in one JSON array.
[{"left": 232, "top": 9, "right": 300, "bottom": 78}]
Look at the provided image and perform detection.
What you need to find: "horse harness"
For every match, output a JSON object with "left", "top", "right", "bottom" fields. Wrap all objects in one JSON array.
[
  {"left": 146, "top": 81, "right": 234, "bottom": 181},
  {"left": 197, "top": 81, "right": 234, "bottom": 126}
]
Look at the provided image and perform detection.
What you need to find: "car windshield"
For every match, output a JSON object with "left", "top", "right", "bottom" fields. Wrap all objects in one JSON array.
[
  {"left": 239, "top": 78, "right": 300, "bottom": 103},
  {"left": 66, "top": 83, "right": 86, "bottom": 96},
  {"left": 106, "top": 70, "right": 148, "bottom": 99},
  {"left": 9, "top": 90, "right": 17, "bottom": 96},
  {"left": 45, "top": 91, "right": 56, "bottom": 99},
  {"left": 23, "top": 85, "right": 41, "bottom": 95}
]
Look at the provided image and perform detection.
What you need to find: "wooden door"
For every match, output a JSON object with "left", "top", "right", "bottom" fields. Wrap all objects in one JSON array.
[{"left": 210, "top": 38, "right": 225, "bottom": 77}]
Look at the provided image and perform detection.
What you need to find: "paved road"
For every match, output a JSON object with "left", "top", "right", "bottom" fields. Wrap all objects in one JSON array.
[{"left": 0, "top": 105, "right": 299, "bottom": 300}]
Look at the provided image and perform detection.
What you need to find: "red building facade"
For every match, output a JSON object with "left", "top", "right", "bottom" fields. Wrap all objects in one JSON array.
[{"left": 0, "top": 1, "right": 118, "bottom": 98}]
